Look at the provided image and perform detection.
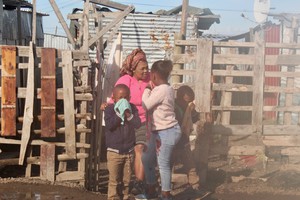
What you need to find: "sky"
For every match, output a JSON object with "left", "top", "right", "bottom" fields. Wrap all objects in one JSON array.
[{"left": 35, "top": 0, "right": 300, "bottom": 36}]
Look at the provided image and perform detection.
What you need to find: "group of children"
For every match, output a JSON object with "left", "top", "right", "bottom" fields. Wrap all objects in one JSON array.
[{"left": 104, "top": 59, "right": 199, "bottom": 200}]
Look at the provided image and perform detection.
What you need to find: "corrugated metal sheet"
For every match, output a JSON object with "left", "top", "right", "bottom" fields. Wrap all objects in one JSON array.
[
  {"left": 2, "top": 10, "right": 44, "bottom": 46},
  {"left": 98, "top": 13, "right": 198, "bottom": 67},
  {"left": 44, "top": 33, "right": 70, "bottom": 50}
]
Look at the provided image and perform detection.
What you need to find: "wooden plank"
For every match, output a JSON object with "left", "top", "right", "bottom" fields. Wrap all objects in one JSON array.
[
  {"left": 228, "top": 145, "right": 265, "bottom": 156},
  {"left": 171, "top": 33, "right": 184, "bottom": 83},
  {"left": 62, "top": 50, "right": 76, "bottom": 158},
  {"left": 213, "top": 54, "right": 255, "bottom": 65},
  {"left": 252, "top": 34, "right": 265, "bottom": 134},
  {"left": 40, "top": 144, "right": 55, "bottom": 181},
  {"left": 56, "top": 171, "right": 84, "bottom": 181},
  {"left": 58, "top": 153, "right": 88, "bottom": 161},
  {"left": 266, "top": 55, "right": 300, "bottom": 66},
  {"left": 213, "top": 54, "right": 300, "bottom": 66},
  {"left": 264, "top": 106, "right": 300, "bottom": 112},
  {"left": 173, "top": 53, "right": 195, "bottom": 64},
  {"left": 0, "top": 138, "right": 90, "bottom": 148},
  {"left": 31, "top": 0, "right": 36, "bottom": 43},
  {"left": 81, "top": 0, "right": 90, "bottom": 51},
  {"left": 212, "top": 106, "right": 253, "bottom": 111},
  {"left": 221, "top": 48, "right": 235, "bottom": 124},
  {"left": 264, "top": 86, "right": 300, "bottom": 93},
  {"left": 213, "top": 69, "right": 253, "bottom": 77},
  {"left": 1, "top": 46, "right": 16, "bottom": 136},
  {"left": 88, "top": 5, "right": 134, "bottom": 47},
  {"left": 41, "top": 48, "right": 56, "bottom": 137},
  {"left": 174, "top": 39, "right": 197, "bottom": 46},
  {"left": 171, "top": 69, "right": 195, "bottom": 76},
  {"left": 281, "top": 147, "right": 300, "bottom": 156},
  {"left": 263, "top": 136, "right": 300, "bottom": 147},
  {"left": 264, "top": 125, "right": 300, "bottom": 135},
  {"left": 213, "top": 83, "right": 253, "bottom": 92},
  {"left": 48, "top": 0, "right": 75, "bottom": 47},
  {"left": 266, "top": 42, "right": 300, "bottom": 49},
  {"left": 180, "top": 0, "right": 189, "bottom": 36},
  {"left": 265, "top": 71, "right": 300, "bottom": 78},
  {"left": 19, "top": 42, "right": 35, "bottom": 165},
  {"left": 212, "top": 125, "right": 254, "bottom": 135},
  {"left": 195, "top": 39, "right": 212, "bottom": 112},
  {"left": 89, "top": 0, "right": 128, "bottom": 10},
  {"left": 0, "top": 87, "right": 93, "bottom": 101},
  {"left": 214, "top": 41, "right": 255, "bottom": 48}
]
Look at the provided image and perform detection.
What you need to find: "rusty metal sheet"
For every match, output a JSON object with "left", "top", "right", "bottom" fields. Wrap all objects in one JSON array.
[
  {"left": 40, "top": 144, "right": 55, "bottom": 181},
  {"left": 1, "top": 46, "right": 16, "bottom": 136},
  {"left": 41, "top": 48, "right": 56, "bottom": 137}
]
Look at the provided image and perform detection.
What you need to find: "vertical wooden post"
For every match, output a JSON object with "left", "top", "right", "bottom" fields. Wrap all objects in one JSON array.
[
  {"left": 252, "top": 33, "right": 265, "bottom": 134},
  {"left": 1, "top": 46, "right": 17, "bottom": 136},
  {"left": 171, "top": 33, "right": 184, "bottom": 84},
  {"left": 31, "top": 0, "right": 36, "bottom": 44},
  {"left": 19, "top": 42, "right": 35, "bottom": 165},
  {"left": 180, "top": 0, "right": 189, "bottom": 36},
  {"left": 284, "top": 17, "right": 298, "bottom": 125},
  {"left": 40, "top": 144, "right": 55, "bottom": 181},
  {"left": 221, "top": 47, "right": 236, "bottom": 124},
  {"left": 194, "top": 39, "right": 212, "bottom": 187},
  {"left": 62, "top": 50, "right": 76, "bottom": 158},
  {"left": 82, "top": 0, "right": 90, "bottom": 51},
  {"left": 195, "top": 39, "right": 212, "bottom": 112},
  {"left": 41, "top": 48, "right": 56, "bottom": 137}
]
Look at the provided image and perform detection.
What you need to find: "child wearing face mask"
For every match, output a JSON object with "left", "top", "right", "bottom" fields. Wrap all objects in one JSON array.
[{"left": 104, "top": 84, "right": 141, "bottom": 200}]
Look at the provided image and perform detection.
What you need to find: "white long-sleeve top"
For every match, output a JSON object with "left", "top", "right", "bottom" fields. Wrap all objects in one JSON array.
[{"left": 142, "top": 84, "right": 178, "bottom": 131}]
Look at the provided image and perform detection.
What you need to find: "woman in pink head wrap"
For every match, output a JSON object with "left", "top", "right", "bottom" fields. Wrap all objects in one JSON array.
[{"left": 103, "top": 48, "right": 149, "bottom": 195}]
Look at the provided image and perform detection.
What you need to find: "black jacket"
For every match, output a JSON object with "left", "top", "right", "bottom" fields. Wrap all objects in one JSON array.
[{"left": 104, "top": 103, "right": 141, "bottom": 154}]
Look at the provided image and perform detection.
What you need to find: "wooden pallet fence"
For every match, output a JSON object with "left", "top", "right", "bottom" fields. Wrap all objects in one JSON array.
[
  {"left": 0, "top": 45, "right": 92, "bottom": 183},
  {"left": 173, "top": 36, "right": 300, "bottom": 159}
]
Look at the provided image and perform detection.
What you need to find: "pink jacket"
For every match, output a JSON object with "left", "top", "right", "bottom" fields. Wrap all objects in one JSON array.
[{"left": 115, "top": 75, "right": 149, "bottom": 123}]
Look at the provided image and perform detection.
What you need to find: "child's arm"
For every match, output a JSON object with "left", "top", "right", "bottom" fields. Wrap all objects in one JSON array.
[
  {"left": 142, "top": 87, "right": 164, "bottom": 111},
  {"left": 104, "top": 105, "right": 122, "bottom": 131},
  {"left": 126, "top": 104, "right": 141, "bottom": 129}
]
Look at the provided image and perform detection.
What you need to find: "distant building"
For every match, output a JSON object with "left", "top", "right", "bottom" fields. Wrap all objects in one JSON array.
[{"left": 0, "top": 0, "right": 46, "bottom": 46}]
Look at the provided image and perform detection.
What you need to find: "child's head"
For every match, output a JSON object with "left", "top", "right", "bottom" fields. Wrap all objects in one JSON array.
[
  {"left": 150, "top": 60, "right": 173, "bottom": 86},
  {"left": 112, "top": 84, "right": 130, "bottom": 103},
  {"left": 176, "top": 85, "right": 195, "bottom": 104}
]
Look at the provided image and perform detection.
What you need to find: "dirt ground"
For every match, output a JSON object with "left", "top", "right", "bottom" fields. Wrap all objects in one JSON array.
[{"left": 1, "top": 156, "right": 300, "bottom": 200}]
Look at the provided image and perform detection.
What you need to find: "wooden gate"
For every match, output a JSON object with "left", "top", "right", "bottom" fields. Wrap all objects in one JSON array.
[
  {"left": 173, "top": 34, "right": 300, "bottom": 166},
  {"left": 0, "top": 44, "right": 92, "bottom": 183}
]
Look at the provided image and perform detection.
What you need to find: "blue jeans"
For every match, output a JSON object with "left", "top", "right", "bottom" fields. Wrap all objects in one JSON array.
[{"left": 142, "top": 124, "right": 181, "bottom": 192}]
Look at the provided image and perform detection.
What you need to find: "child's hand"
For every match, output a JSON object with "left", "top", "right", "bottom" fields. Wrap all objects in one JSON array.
[
  {"left": 100, "top": 102, "right": 108, "bottom": 110},
  {"left": 149, "top": 81, "right": 155, "bottom": 89},
  {"left": 124, "top": 109, "right": 131, "bottom": 118},
  {"left": 188, "top": 102, "right": 195, "bottom": 110}
]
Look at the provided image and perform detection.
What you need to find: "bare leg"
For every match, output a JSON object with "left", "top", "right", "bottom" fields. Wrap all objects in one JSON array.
[{"left": 134, "top": 144, "right": 145, "bottom": 181}]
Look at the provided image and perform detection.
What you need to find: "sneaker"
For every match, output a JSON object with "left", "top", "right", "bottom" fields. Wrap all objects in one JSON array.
[
  {"left": 131, "top": 180, "right": 145, "bottom": 195},
  {"left": 135, "top": 193, "right": 158, "bottom": 200}
]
